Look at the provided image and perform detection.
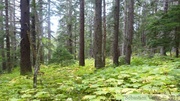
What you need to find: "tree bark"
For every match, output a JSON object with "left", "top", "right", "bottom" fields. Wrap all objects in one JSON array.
[
  {"left": 102, "top": 0, "right": 106, "bottom": 66},
  {"left": 32, "top": 0, "right": 43, "bottom": 88},
  {"left": 67, "top": 24, "right": 73, "bottom": 54},
  {"left": 141, "top": 2, "right": 147, "bottom": 47},
  {"left": 47, "top": 0, "right": 51, "bottom": 62},
  {"left": 125, "top": 0, "right": 134, "bottom": 64},
  {"left": 39, "top": 0, "right": 44, "bottom": 64},
  {"left": 175, "top": 27, "right": 180, "bottom": 58},
  {"left": 79, "top": 0, "right": 85, "bottom": 66},
  {"left": 20, "top": 0, "right": 32, "bottom": 75},
  {"left": 32, "top": 0, "right": 36, "bottom": 67},
  {"left": 89, "top": 2, "right": 94, "bottom": 58},
  {"left": 1, "top": 40, "right": 6, "bottom": 71},
  {"left": 0, "top": 4, "right": 6, "bottom": 71},
  {"left": 113, "top": 0, "right": 120, "bottom": 66},
  {"left": 12, "top": 0, "right": 17, "bottom": 67},
  {"left": 122, "top": 0, "right": 128, "bottom": 56},
  {"left": 5, "top": 0, "right": 12, "bottom": 73},
  {"left": 67, "top": 0, "right": 73, "bottom": 54},
  {"left": 74, "top": 23, "right": 77, "bottom": 59},
  {"left": 94, "top": 0, "right": 104, "bottom": 68}
]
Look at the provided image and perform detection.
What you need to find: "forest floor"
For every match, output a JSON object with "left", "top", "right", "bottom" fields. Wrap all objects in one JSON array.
[{"left": 0, "top": 56, "right": 180, "bottom": 101}]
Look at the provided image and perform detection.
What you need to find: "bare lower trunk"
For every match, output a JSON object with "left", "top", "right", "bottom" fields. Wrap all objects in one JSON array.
[
  {"left": 89, "top": 3, "right": 94, "bottom": 58},
  {"left": 79, "top": 0, "right": 85, "bottom": 66},
  {"left": 0, "top": 3, "right": 6, "bottom": 71},
  {"left": 102, "top": 0, "right": 106, "bottom": 66},
  {"left": 39, "top": 0, "right": 44, "bottom": 64},
  {"left": 33, "top": 45, "right": 41, "bottom": 88},
  {"left": 94, "top": 0, "right": 104, "bottom": 68},
  {"left": 113, "top": 0, "right": 120, "bottom": 66},
  {"left": 125, "top": 0, "right": 134, "bottom": 64},
  {"left": 5, "top": 0, "right": 12, "bottom": 73},
  {"left": 175, "top": 47, "right": 179, "bottom": 58},
  {"left": 67, "top": 0, "right": 73, "bottom": 54},
  {"left": 122, "top": 0, "right": 128, "bottom": 56},
  {"left": 160, "top": 46, "right": 167, "bottom": 56},
  {"left": 175, "top": 27, "right": 180, "bottom": 58},
  {"left": 20, "top": 0, "right": 32, "bottom": 75},
  {"left": 47, "top": 0, "right": 51, "bottom": 62},
  {"left": 32, "top": 0, "right": 36, "bottom": 67}
]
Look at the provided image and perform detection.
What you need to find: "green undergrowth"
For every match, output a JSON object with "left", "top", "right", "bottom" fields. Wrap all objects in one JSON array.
[{"left": 0, "top": 57, "right": 179, "bottom": 101}]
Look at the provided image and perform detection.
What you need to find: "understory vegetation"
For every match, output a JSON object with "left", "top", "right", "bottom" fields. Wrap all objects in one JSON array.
[{"left": 0, "top": 56, "right": 179, "bottom": 101}]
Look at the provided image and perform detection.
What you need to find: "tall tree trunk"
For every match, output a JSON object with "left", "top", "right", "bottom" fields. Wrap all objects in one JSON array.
[
  {"left": 141, "top": 2, "right": 147, "bottom": 47},
  {"left": 32, "top": 0, "right": 37, "bottom": 88},
  {"left": 0, "top": 4, "right": 6, "bottom": 71},
  {"left": 122, "top": 0, "right": 128, "bottom": 56},
  {"left": 89, "top": 2, "right": 94, "bottom": 58},
  {"left": 39, "top": 0, "right": 44, "bottom": 64},
  {"left": 32, "top": 0, "right": 36, "bottom": 67},
  {"left": 94, "top": 0, "right": 104, "bottom": 68},
  {"left": 89, "top": 22, "right": 94, "bottom": 58},
  {"left": 102, "top": 0, "right": 106, "bottom": 66},
  {"left": 5, "top": 0, "right": 12, "bottom": 73},
  {"left": 47, "top": 0, "right": 51, "bottom": 62},
  {"left": 1, "top": 40, "right": 6, "bottom": 71},
  {"left": 67, "top": 0, "right": 73, "bottom": 54},
  {"left": 125, "top": 0, "right": 134, "bottom": 64},
  {"left": 79, "top": 0, "right": 85, "bottom": 66},
  {"left": 12, "top": 0, "right": 17, "bottom": 67},
  {"left": 67, "top": 24, "right": 73, "bottom": 54},
  {"left": 160, "top": 47, "right": 167, "bottom": 56},
  {"left": 20, "top": 0, "right": 32, "bottom": 75},
  {"left": 113, "top": 0, "right": 120, "bottom": 66},
  {"left": 74, "top": 23, "right": 77, "bottom": 59},
  {"left": 9, "top": 0, "right": 13, "bottom": 67},
  {"left": 33, "top": 0, "right": 42, "bottom": 88}
]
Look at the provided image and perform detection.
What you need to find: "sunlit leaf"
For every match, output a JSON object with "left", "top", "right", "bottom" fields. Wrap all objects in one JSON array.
[
  {"left": 94, "top": 90, "right": 108, "bottom": 95},
  {"left": 21, "top": 94, "right": 32, "bottom": 98},
  {"left": 82, "top": 95, "right": 96, "bottom": 100},
  {"left": 113, "top": 94, "right": 123, "bottom": 100},
  {"left": 34, "top": 91, "right": 50, "bottom": 98}
]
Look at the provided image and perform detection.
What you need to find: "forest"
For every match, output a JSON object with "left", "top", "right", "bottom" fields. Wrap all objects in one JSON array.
[{"left": 0, "top": 0, "right": 180, "bottom": 100}]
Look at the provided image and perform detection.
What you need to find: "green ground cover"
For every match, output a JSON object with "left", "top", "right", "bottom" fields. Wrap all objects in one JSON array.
[{"left": 0, "top": 56, "right": 179, "bottom": 101}]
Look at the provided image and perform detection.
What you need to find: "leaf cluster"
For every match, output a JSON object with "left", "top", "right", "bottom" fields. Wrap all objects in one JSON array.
[
  {"left": 146, "top": 5, "right": 180, "bottom": 47},
  {"left": 49, "top": 47, "right": 74, "bottom": 66}
]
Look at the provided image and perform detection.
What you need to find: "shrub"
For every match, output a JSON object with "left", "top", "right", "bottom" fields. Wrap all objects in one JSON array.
[
  {"left": 50, "top": 47, "right": 74, "bottom": 66},
  {"left": 119, "top": 56, "right": 126, "bottom": 65},
  {"left": 131, "top": 56, "right": 145, "bottom": 66}
]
